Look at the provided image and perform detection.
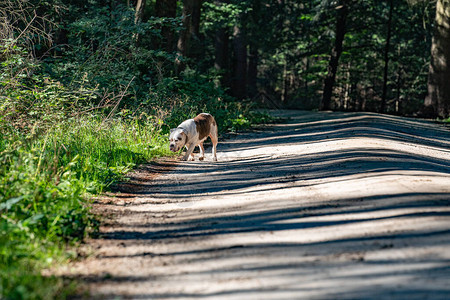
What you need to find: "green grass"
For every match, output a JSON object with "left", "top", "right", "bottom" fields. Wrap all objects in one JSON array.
[{"left": 0, "top": 115, "right": 173, "bottom": 299}]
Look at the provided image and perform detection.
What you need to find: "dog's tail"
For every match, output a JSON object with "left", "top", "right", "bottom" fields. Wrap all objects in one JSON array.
[{"left": 210, "top": 115, "right": 218, "bottom": 136}]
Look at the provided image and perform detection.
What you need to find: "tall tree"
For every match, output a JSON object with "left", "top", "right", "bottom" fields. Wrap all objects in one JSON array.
[
  {"left": 176, "top": 0, "right": 203, "bottom": 72},
  {"left": 191, "top": 0, "right": 203, "bottom": 40},
  {"left": 424, "top": 0, "right": 450, "bottom": 118},
  {"left": 133, "top": 0, "right": 146, "bottom": 43},
  {"left": 380, "top": 0, "right": 394, "bottom": 113},
  {"left": 134, "top": 0, "right": 146, "bottom": 24},
  {"left": 155, "top": 0, "right": 177, "bottom": 52},
  {"left": 247, "top": 43, "right": 258, "bottom": 98},
  {"left": 231, "top": 21, "right": 247, "bottom": 99},
  {"left": 176, "top": 1, "right": 191, "bottom": 72},
  {"left": 214, "top": 26, "right": 230, "bottom": 85},
  {"left": 246, "top": 0, "right": 263, "bottom": 98},
  {"left": 321, "top": 0, "right": 349, "bottom": 110}
]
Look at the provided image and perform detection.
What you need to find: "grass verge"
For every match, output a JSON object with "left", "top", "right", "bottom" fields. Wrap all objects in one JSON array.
[{"left": 0, "top": 115, "right": 173, "bottom": 299}]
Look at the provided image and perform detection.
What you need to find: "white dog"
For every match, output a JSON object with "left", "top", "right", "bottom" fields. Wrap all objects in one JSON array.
[{"left": 169, "top": 113, "right": 218, "bottom": 161}]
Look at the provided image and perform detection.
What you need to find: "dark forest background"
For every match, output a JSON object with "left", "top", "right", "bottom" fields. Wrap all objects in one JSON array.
[{"left": 2, "top": 0, "right": 450, "bottom": 118}]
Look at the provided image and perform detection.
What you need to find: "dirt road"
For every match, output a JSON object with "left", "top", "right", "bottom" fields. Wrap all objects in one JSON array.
[{"left": 62, "top": 111, "right": 450, "bottom": 299}]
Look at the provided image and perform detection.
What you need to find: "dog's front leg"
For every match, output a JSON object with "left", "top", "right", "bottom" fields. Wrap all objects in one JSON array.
[{"left": 181, "top": 143, "right": 196, "bottom": 161}]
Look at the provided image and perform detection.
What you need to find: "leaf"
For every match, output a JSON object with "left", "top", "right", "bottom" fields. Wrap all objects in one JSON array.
[{"left": 0, "top": 196, "right": 25, "bottom": 211}]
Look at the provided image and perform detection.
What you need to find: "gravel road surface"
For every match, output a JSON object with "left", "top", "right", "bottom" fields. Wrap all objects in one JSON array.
[{"left": 59, "top": 111, "right": 450, "bottom": 299}]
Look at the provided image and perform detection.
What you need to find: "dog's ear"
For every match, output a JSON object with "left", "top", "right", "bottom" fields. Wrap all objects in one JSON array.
[
  {"left": 170, "top": 128, "right": 176, "bottom": 133},
  {"left": 180, "top": 131, "right": 188, "bottom": 143}
]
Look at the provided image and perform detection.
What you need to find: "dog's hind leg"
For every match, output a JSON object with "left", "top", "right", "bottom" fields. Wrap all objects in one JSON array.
[
  {"left": 209, "top": 125, "right": 218, "bottom": 161},
  {"left": 199, "top": 143, "right": 205, "bottom": 161},
  {"left": 211, "top": 138, "right": 218, "bottom": 161}
]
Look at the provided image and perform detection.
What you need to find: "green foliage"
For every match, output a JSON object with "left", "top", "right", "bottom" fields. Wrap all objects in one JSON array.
[
  {"left": 145, "top": 71, "right": 260, "bottom": 132},
  {"left": 203, "top": 1, "right": 251, "bottom": 28},
  {"left": 438, "top": 117, "right": 450, "bottom": 123},
  {"left": 0, "top": 117, "right": 173, "bottom": 299},
  {"left": 0, "top": 72, "right": 174, "bottom": 299},
  {"left": 43, "top": 3, "right": 178, "bottom": 104},
  {"left": 0, "top": 263, "right": 77, "bottom": 300},
  {"left": 199, "top": 0, "right": 435, "bottom": 112}
]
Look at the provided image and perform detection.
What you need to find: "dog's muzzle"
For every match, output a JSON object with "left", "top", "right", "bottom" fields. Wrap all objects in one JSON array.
[{"left": 169, "top": 143, "right": 177, "bottom": 152}]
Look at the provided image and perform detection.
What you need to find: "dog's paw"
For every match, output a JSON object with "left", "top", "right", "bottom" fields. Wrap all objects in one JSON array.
[
  {"left": 180, "top": 156, "right": 188, "bottom": 161},
  {"left": 199, "top": 156, "right": 204, "bottom": 161}
]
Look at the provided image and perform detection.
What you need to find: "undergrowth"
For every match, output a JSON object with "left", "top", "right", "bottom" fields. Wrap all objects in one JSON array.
[{"left": 0, "top": 112, "right": 173, "bottom": 299}]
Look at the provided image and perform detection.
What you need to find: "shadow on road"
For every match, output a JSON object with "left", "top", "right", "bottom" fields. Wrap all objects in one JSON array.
[{"left": 77, "top": 111, "right": 450, "bottom": 299}]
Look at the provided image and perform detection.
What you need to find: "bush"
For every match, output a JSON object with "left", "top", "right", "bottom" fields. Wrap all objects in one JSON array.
[
  {"left": 146, "top": 72, "right": 268, "bottom": 133},
  {"left": 0, "top": 52, "right": 173, "bottom": 298},
  {"left": 0, "top": 110, "right": 174, "bottom": 298}
]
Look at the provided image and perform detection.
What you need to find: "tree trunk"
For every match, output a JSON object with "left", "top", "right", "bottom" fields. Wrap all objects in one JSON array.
[
  {"left": 343, "top": 63, "right": 351, "bottom": 110},
  {"left": 380, "top": 0, "right": 394, "bottom": 113},
  {"left": 213, "top": 1, "right": 230, "bottom": 87},
  {"left": 214, "top": 26, "right": 230, "bottom": 87},
  {"left": 281, "top": 60, "right": 287, "bottom": 103},
  {"left": 395, "top": 64, "right": 403, "bottom": 115},
  {"left": 134, "top": 0, "right": 146, "bottom": 25},
  {"left": 247, "top": 43, "right": 258, "bottom": 98},
  {"left": 155, "top": 0, "right": 177, "bottom": 52},
  {"left": 133, "top": 0, "right": 146, "bottom": 43},
  {"left": 214, "top": 27, "right": 228, "bottom": 72},
  {"left": 191, "top": 0, "right": 202, "bottom": 40},
  {"left": 176, "top": 1, "right": 191, "bottom": 72},
  {"left": 176, "top": 0, "right": 203, "bottom": 73},
  {"left": 303, "top": 57, "right": 309, "bottom": 101},
  {"left": 424, "top": 0, "right": 450, "bottom": 118},
  {"left": 232, "top": 23, "right": 247, "bottom": 99},
  {"left": 321, "top": 1, "right": 348, "bottom": 111},
  {"left": 190, "top": 0, "right": 203, "bottom": 59}
]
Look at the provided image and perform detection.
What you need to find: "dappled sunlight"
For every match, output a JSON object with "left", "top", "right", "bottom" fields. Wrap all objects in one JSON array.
[
  {"left": 63, "top": 111, "right": 450, "bottom": 299},
  {"left": 221, "top": 113, "right": 450, "bottom": 153}
]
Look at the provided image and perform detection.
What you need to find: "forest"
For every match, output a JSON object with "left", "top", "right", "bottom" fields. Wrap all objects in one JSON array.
[{"left": 1, "top": 0, "right": 449, "bottom": 298}]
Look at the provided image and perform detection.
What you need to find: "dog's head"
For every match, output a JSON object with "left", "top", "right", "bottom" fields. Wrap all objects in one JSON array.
[{"left": 169, "top": 128, "right": 187, "bottom": 152}]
